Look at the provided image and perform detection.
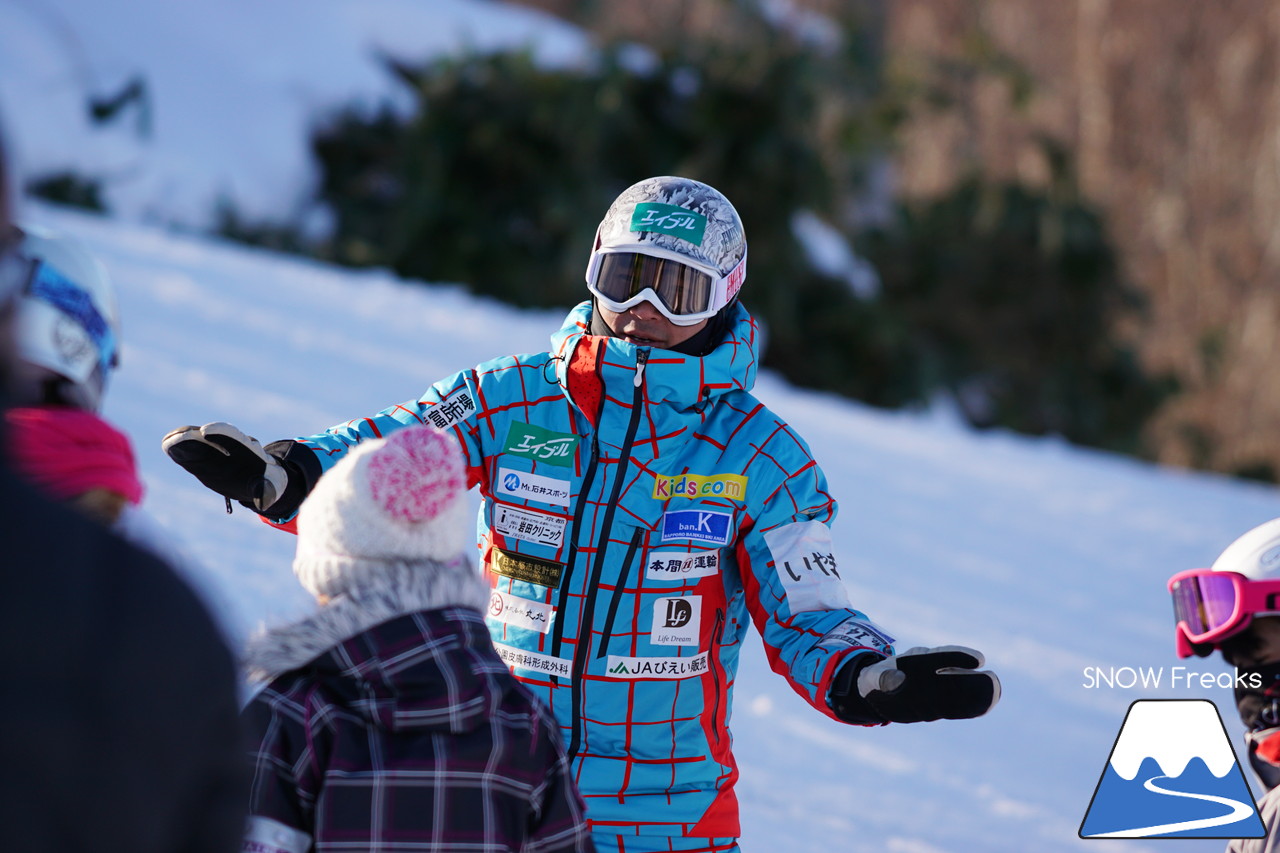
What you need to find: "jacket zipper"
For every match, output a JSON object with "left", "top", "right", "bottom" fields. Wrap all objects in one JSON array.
[
  {"left": 550, "top": 340, "right": 611, "bottom": 659},
  {"left": 710, "top": 609, "right": 725, "bottom": 744},
  {"left": 597, "top": 527, "right": 645, "bottom": 660},
  {"left": 550, "top": 435, "right": 599, "bottom": 659},
  {"left": 567, "top": 348, "right": 649, "bottom": 761}
]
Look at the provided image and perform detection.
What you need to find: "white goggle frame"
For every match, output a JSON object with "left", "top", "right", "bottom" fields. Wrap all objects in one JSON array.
[{"left": 585, "top": 243, "right": 746, "bottom": 327}]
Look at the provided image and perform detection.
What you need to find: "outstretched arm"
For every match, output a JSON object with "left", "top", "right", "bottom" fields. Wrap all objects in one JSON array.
[
  {"left": 163, "top": 367, "right": 490, "bottom": 523},
  {"left": 735, "top": 423, "right": 999, "bottom": 725}
]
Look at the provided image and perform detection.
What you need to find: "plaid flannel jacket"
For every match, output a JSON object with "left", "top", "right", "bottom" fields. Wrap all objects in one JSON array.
[{"left": 243, "top": 606, "right": 594, "bottom": 852}]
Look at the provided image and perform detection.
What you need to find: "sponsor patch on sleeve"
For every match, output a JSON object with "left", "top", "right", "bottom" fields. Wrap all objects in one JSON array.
[
  {"left": 817, "top": 619, "right": 895, "bottom": 654},
  {"left": 763, "top": 519, "right": 852, "bottom": 613},
  {"left": 424, "top": 386, "right": 476, "bottom": 430},
  {"left": 243, "top": 816, "right": 312, "bottom": 853}
]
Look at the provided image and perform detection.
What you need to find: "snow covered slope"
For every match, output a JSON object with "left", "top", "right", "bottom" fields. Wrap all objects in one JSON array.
[
  {"left": 0, "top": 0, "right": 588, "bottom": 224},
  {"left": 26, "top": 201, "right": 1280, "bottom": 853}
]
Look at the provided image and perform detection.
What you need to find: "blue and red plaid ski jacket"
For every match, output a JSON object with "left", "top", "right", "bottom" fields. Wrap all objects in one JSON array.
[{"left": 291, "top": 302, "right": 896, "bottom": 840}]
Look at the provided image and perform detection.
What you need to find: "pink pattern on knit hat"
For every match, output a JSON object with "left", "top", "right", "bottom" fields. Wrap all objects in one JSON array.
[{"left": 367, "top": 427, "right": 465, "bottom": 523}]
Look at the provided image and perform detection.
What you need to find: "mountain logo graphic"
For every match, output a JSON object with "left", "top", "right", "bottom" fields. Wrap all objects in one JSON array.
[{"left": 1079, "top": 699, "right": 1266, "bottom": 839}]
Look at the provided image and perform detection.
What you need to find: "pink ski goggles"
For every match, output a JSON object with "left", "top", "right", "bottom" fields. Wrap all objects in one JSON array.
[{"left": 1168, "top": 569, "right": 1280, "bottom": 658}]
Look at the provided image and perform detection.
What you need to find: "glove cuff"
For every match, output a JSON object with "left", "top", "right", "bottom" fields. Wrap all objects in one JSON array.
[
  {"left": 826, "top": 652, "right": 890, "bottom": 725},
  {"left": 256, "top": 440, "right": 322, "bottom": 520}
]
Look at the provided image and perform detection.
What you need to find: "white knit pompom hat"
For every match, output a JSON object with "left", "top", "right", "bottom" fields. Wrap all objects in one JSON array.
[{"left": 293, "top": 425, "right": 472, "bottom": 600}]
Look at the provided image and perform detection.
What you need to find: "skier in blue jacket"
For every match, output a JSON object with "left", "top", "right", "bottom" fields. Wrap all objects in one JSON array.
[{"left": 166, "top": 176, "right": 1001, "bottom": 853}]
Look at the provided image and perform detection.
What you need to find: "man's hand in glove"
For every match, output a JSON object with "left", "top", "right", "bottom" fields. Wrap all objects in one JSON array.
[
  {"left": 162, "top": 422, "right": 291, "bottom": 514},
  {"left": 828, "top": 646, "right": 1001, "bottom": 725}
]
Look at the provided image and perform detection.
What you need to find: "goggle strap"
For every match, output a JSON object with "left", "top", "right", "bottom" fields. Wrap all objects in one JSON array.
[
  {"left": 1238, "top": 581, "right": 1280, "bottom": 615},
  {"left": 723, "top": 248, "right": 746, "bottom": 305}
]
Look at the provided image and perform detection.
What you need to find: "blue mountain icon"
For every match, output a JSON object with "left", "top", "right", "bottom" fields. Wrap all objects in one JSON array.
[{"left": 1080, "top": 700, "right": 1265, "bottom": 839}]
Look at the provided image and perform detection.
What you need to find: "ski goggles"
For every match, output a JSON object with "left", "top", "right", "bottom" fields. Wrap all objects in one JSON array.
[
  {"left": 585, "top": 245, "right": 746, "bottom": 327},
  {"left": 1169, "top": 569, "right": 1280, "bottom": 658}
]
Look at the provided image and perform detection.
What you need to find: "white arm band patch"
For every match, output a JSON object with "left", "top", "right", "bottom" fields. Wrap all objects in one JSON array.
[
  {"left": 763, "top": 520, "right": 852, "bottom": 613},
  {"left": 243, "top": 816, "right": 312, "bottom": 853},
  {"left": 819, "top": 618, "right": 895, "bottom": 654}
]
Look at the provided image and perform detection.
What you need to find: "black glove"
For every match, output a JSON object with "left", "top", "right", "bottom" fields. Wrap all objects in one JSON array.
[
  {"left": 162, "top": 422, "right": 293, "bottom": 514},
  {"left": 828, "top": 646, "right": 1001, "bottom": 724}
]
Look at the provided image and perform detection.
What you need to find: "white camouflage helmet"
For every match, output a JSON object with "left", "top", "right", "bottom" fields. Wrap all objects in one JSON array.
[
  {"left": 586, "top": 177, "right": 747, "bottom": 325},
  {"left": 11, "top": 224, "right": 120, "bottom": 412},
  {"left": 1212, "top": 518, "right": 1280, "bottom": 581}
]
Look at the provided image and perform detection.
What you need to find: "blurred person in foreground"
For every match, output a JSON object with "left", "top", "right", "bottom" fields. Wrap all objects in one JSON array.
[
  {"left": 0, "top": 134, "right": 245, "bottom": 852},
  {"left": 1170, "top": 517, "right": 1280, "bottom": 852},
  {"left": 167, "top": 176, "right": 1001, "bottom": 852},
  {"left": 3, "top": 222, "right": 138, "bottom": 526},
  {"left": 242, "top": 424, "right": 594, "bottom": 852},
  {"left": 3, "top": 222, "right": 235, "bottom": 619}
]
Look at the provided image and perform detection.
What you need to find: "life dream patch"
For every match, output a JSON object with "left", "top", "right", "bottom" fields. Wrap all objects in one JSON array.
[{"left": 650, "top": 595, "right": 701, "bottom": 646}]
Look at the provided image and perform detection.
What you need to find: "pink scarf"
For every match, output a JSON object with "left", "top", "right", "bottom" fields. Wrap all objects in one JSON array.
[{"left": 6, "top": 406, "right": 144, "bottom": 505}]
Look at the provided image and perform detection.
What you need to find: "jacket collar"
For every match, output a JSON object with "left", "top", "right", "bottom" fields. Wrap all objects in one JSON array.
[
  {"left": 245, "top": 582, "right": 503, "bottom": 734},
  {"left": 243, "top": 562, "right": 487, "bottom": 683},
  {"left": 550, "top": 300, "right": 760, "bottom": 433}
]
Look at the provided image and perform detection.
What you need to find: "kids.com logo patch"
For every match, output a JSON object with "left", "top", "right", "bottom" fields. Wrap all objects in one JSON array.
[
  {"left": 652, "top": 473, "right": 747, "bottom": 502},
  {"left": 1079, "top": 700, "right": 1265, "bottom": 839}
]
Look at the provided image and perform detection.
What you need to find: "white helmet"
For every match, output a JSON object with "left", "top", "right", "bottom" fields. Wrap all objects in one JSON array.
[
  {"left": 1212, "top": 518, "right": 1280, "bottom": 580},
  {"left": 585, "top": 177, "right": 747, "bottom": 326},
  {"left": 10, "top": 224, "right": 120, "bottom": 412}
]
